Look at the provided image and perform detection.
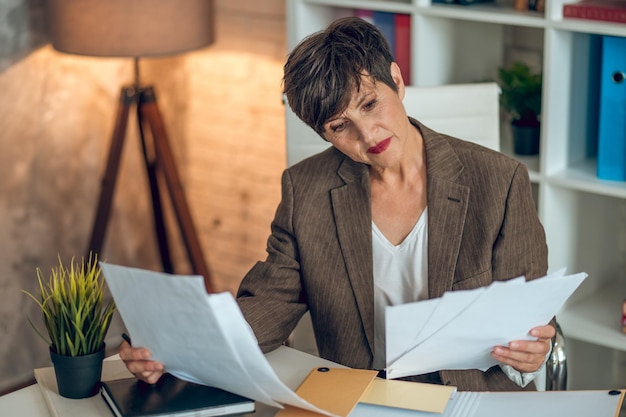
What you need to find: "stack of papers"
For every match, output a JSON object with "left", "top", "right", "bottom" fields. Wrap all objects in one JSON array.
[
  {"left": 100, "top": 263, "right": 334, "bottom": 416},
  {"left": 385, "top": 269, "right": 587, "bottom": 378},
  {"left": 352, "top": 390, "right": 625, "bottom": 417}
]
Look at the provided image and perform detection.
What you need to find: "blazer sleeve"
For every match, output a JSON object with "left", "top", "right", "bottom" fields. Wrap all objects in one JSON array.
[{"left": 236, "top": 170, "right": 307, "bottom": 353}]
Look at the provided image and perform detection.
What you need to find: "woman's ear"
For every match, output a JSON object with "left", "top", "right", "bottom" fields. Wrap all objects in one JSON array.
[{"left": 390, "top": 62, "right": 405, "bottom": 100}]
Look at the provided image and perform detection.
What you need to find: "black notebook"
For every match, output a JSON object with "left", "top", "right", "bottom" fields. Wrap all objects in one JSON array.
[{"left": 100, "top": 373, "right": 255, "bottom": 417}]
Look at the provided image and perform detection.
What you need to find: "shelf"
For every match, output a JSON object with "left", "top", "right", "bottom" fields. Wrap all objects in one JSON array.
[
  {"left": 421, "top": 3, "right": 547, "bottom": 27},
  {"left": 301, "top": 0, "right": 413, "bottom": 13},
  {"left": 301, "top": 0, "right": 626, "bottom": 36},
  {"left": 554, "top": 18, "right": 626, "bottom": 38},
  {"left": 558, "top": 280, "right": 626, "bottom": 351},
  {"left": 547, "top": 159, "right": 626, "bottom": 200}
]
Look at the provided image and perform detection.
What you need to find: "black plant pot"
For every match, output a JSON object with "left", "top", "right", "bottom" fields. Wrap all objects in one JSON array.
[
  {"left": 49, "top": 345, "right": 105, "bottom": 399},
  {"left": 511, "top": 120, "right": 540, "bottom": 156}
]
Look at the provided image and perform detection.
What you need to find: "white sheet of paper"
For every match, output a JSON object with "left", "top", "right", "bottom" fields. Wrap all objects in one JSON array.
[
  {"left": 100, "top": 262, "right": 335, "bottom": 416},
  {"left": 385, "top": 270, "right": 586, "bottom": 379}
]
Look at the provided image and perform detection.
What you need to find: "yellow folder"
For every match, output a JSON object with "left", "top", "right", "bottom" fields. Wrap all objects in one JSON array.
[
  {"left": 361, "top": 378, "right": 456, "bottom": 413},
  {"left": 275, "top": 367, "right": 378, "bottom": 417}
]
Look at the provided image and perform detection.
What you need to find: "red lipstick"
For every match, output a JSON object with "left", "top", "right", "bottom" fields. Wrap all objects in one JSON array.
[{"left": 367, "top": 138, "right": 391, "bottom": 154}]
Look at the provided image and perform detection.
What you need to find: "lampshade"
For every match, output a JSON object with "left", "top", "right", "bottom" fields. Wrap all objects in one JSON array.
[{"left": 46, "top": 0, "right": 215, "bottom": 58}]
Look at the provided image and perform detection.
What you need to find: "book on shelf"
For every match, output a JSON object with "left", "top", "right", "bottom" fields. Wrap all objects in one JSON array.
[
  {"left": 101, "top": 373, "right": 255, "bottom": 417},
  {"left": 563, "top": 0, "right": 626, "bottom": 24},
  {"left": 354, "top": 10, "right": 412, "bottom": 85},
  {"left": 457, "top": 0, "right": 496, "bottom": 5},
  {"left": 394, "top": 13, "right": 411, "bottom": 85},
  {"left": 596, "top": 35, "right": 626, "bottom": 181},
  {"left": 372, "top": 11, "right": 396, "bottom": 56},
  {"left": 432, "top": 0, "right": 495, "bottom": 4}
]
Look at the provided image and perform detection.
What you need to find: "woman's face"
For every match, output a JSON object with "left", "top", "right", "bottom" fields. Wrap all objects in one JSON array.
[{"left": 321, "top": 63, "right": 413, "bottom": 171}]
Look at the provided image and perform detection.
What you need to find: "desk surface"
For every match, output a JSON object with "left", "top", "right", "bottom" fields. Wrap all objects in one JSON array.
[
  {"left": 2, "top": 347, "right": 625, "bottom": 417},
  {"left": 0, "top": 346, "right": 337, "bottom": 417}
]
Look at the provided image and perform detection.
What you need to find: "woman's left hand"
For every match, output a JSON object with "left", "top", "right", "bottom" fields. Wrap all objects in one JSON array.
[{"left": 491, "top": 324, "right": 555, "bottom": 373}]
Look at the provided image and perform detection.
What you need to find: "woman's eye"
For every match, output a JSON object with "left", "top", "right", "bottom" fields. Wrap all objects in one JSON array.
[
  {"left": 331, "top": 122, "right": 346, "bottom": 133},
  {"left": 364, "top": 100, "right": 377, "bottom": 110}
]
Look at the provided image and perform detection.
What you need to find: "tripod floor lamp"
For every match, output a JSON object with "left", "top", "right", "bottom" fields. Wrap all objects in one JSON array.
[{"left": 47, "top": 0, "right": 215, "bottom": 292}]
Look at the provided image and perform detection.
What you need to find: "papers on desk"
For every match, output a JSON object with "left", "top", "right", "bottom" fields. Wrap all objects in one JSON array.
[
  {"left": 351, "top": 390, "right": 625, "bottom": 417},
  {"left": 361, "top": 379, "right": 456, "bottom": 413},
  {"left": 385, "top": 269, "right": 587, "bottom": 379},
  {"left": 275, "top": 367, "right": 458, "bottom": 417},
  {"left": 100, "top": 263, "right": 334, "bottom": 416}
]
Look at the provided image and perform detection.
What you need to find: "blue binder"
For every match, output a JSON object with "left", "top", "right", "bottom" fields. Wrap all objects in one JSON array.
[
  {"left": 373, "top": 11, "right": 395, "bottom": 58},
  {"left": 597, "top": 35, "right": 626, "bottom": 181}
]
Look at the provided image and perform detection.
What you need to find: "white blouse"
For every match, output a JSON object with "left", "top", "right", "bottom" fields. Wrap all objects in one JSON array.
[
  {"left": 371, "top": 207, "right": 543, "bottom": 386},
  {"left": 372, "top": 208, "right": 428, "bottom": 370}
]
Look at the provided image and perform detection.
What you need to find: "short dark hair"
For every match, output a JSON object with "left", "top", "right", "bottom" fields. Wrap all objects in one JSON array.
[{"left": 282, "top": 17, "right": 397, "bottom": 136}]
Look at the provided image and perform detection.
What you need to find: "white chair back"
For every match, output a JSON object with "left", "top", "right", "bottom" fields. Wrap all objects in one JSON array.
[{"left": 402, "top": 82, "right": 501, "bottom": 152}]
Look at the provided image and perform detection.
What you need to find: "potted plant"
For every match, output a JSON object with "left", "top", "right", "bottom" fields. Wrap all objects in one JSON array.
[
  {"left": 23, "top": 254, "right": 116, "bottom": 399},
  {"left": 498, "top": 61, "right": 543, "bottom": 156}
]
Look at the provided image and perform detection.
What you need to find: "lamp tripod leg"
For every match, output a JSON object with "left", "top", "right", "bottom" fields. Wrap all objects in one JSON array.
[
  {"left": 87, "top": 87, "right": 135, "bottom": 258},
  {"left": 138, "top": 87, "right": 213, "bottom": 293},
  {"left": 136, "top": 96, "right": 174, "bottom": 274}
]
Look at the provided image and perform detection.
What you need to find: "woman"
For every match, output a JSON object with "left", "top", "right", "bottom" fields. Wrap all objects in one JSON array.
[{"left": 121, "top": 17, "right": 554, "bottom": 391}]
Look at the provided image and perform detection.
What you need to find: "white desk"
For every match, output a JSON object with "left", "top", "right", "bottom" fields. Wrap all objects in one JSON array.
[
  {"left": 1, "top": 347, "right": 624, "bottom": 417},
  {"left": 0, "top": 346, "right": 338, "bottom": 417}
]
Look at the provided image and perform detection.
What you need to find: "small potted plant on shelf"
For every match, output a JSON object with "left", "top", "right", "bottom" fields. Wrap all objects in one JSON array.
[
  {"left": 23, "top": 253, "right": 116, "bottom": 399},
  {"left": 498, "top": 61, "right": 543, "bottom": 156}
]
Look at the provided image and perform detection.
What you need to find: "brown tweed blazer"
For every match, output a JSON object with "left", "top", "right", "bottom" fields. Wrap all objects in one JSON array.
[{"left": 237, "top": 118, "right": 548, "bottom": 391}]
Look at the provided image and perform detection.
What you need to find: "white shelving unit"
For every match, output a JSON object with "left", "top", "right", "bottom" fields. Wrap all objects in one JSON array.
[{"left": 286, "top": 0, "right": 626, "bottom": 389}]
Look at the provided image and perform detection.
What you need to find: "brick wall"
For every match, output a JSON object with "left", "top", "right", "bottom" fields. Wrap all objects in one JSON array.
[{"left": 180, "top": 0, "right": 288, "bottom": 293}]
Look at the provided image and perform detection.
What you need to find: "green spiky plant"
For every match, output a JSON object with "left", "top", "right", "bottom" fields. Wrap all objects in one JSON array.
[
  {"left": 498, "top": 61, "right": 543, "bottom": 128},
  {"left": 23, "top": 254, "right": 116, "bottom": 357}
]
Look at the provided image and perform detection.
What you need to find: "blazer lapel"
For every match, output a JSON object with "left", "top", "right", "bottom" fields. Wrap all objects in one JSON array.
[
  {"left": 331, "top": 158, "right": 376, "bottom": 358},
  {"left": 419, "top": 122, "right": 470, "bottom": 299}
]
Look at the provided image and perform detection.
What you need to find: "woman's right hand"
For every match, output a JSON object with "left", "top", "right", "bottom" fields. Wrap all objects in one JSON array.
[{"left": 119, "top": 340, "right": 164, "bottom": 384}]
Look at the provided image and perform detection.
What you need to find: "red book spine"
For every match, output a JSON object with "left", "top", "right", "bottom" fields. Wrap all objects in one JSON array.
[
  {"left": 394, "top": 14, "right": 411, "bottom": 86},
  {"left": 563, "top": 3, "right": 626, "bottom": 23}
]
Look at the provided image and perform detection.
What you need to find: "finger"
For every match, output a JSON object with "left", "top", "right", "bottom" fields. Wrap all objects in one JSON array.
[
  {"left": 493, "top": 346, "right": 534, "bottom": 364},
  {"left": 529, "top": 324, "right": 555, "bottom": 339},
  {"left": 119, "top": 340, "right": 132, "bottom": 359},
  {"left": 140, "top": 370, "right": 164, "bottom": 384},
  {"left": 492, "top": 350, "right": 543, "bottom": 373},
  {"left": 508, "top": 339, "right": 552, "bottom": 355},
  {"left": 125, "top": 359, "right": 164, "bottom": 375},
  {"left": 492, "top": 347, "right": 545, "bottom": 372},
  {"left": 492, "top": 340, "right": 551, "bottom": 373},
  {"left": 120, "top": 346, "right": 153, "bottom": 361},
  {"left": 493, "top": 345, "right": 546, "bottom": 362}
]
